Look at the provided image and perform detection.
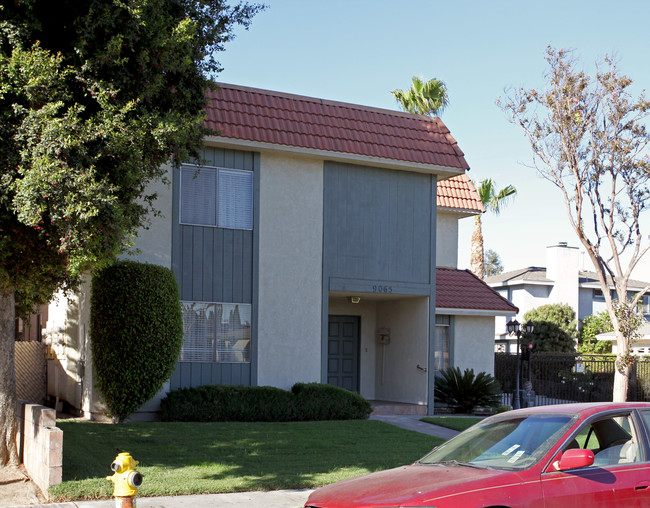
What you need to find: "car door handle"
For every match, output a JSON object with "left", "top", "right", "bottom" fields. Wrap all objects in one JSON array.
[{"left": 635, "top": 482, "right": 650, "bottom": 491}]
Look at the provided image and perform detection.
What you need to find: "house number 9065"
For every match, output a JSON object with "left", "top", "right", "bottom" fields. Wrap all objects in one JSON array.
[{"left": 372, "top": 285, "right": 393, "bottom": 294}]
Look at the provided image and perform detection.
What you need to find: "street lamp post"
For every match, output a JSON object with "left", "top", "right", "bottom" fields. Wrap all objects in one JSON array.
[{"left": 506, "top": 319, "right": 535, "bottom": 410}]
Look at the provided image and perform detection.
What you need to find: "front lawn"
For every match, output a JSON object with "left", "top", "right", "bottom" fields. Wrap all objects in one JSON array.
[{"left": 50, "top": 420, "right": 442, "bottom": 501}]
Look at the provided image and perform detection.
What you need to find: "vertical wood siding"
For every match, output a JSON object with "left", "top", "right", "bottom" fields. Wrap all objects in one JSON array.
[
  {"left": 323, "top": 162, "right": 433, "bottom": 283},
  {"left": 170, "top": 147, "right": 256, "bottom": 390}
]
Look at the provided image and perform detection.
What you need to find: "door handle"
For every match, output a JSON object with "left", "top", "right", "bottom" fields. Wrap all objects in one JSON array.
[{"left": 635, "top": 482, "right": 650, "bottom": 491}]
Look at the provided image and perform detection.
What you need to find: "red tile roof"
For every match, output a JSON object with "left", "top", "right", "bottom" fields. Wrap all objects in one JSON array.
[
  {"left": 204, "top": 83, "right": 470, "bottom": 171},
  {"left": 436, "top": 267, "right": 518, "bottom": 312},
  {"left": 437, "top": 174, "right": 484, "bottom": 214}
]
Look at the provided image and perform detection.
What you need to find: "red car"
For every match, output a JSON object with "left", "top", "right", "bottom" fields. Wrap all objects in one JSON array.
[{"left": 305, "top": 402, "right": 650, "bottom": 508}]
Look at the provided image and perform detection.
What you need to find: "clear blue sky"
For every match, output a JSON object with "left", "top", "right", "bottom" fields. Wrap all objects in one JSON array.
[{"left": 216, "top": 0, "right": 650, "bottom": 281}]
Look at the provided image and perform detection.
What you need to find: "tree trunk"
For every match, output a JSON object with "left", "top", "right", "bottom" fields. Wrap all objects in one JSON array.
[
  {"left": 612, "top": 329, "right": 632, "bottom": 402},
  {"left": 613, "top": 365, "right": 630, "bottom": 402},
  {"left": 470, "top": 215, "right": 484, "bottom": 279},
  {"left": 0, "top": 289, "right": 19, "bottom": 466}
]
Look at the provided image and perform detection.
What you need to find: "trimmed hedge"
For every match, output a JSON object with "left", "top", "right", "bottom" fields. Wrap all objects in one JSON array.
[
  {"left": 91, "top": 260, "right": 183, "bottom": 422},
  {"left": 159, "top": 383, "right": 372, "bottom": 422}
]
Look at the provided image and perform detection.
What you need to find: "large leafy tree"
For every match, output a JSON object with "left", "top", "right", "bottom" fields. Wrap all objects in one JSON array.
[
  {"left": 0, "top": 0, "right": 262, "bottom": 466},
  {"left": 470, "top": 179, "right": 516, "bottom": 279},
  {"left": 523, "top": 303, "right": 578, "bottom": 353},
  {"left": 500, "top": 46, "right": 650, "bottom": 401},
  {"left": 392, "top": 76, "right": 449, "bottom": 116}
]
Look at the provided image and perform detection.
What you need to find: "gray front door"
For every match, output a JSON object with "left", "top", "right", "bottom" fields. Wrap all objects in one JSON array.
[{"left": 327, "top": 315, "right": 360, "bottom": 391}]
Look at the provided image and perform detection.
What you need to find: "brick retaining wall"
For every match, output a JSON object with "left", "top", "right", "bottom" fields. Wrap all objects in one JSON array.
[{"left": 16, "top": 400, "right": 62, "bottom": 496}]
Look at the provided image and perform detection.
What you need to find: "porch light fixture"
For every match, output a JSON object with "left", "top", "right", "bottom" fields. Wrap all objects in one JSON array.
[
  {"left": 506, "top": 319, "right": 534, "bottom": 410},
  {"left": 349, "top": 296, "right": 361, "bottom": 304}
]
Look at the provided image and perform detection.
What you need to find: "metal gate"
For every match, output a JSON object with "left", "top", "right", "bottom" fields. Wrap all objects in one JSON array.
[{"left": 495, "top": 353, "right": 650, "bottom": 405}]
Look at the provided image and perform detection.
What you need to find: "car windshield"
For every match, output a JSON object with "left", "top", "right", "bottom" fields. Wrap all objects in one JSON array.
[{"left": 419, "top": 413, "right": 577, "bottom": 471}]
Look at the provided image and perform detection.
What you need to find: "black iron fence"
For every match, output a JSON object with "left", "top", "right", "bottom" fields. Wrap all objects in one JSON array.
[{"left": 494, "top": 353, "right": 650, "bottom": 406}]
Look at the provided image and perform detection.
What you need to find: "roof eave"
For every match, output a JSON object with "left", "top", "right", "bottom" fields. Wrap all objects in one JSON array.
[
  {"left": 436, "top": 307, "right": 518, "bottom": 317},
  {"left": 437, "top": 206, "right": 483, "bottom": 218},
  {"left": 205, "top": 135, "right": 467, "bottom": 178},
  {"left": 486, "top": 279, "right": 553, "bottom": 287}
]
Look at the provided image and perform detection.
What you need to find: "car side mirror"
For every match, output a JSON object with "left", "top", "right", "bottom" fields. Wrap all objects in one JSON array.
[{"left": 554, "top": 449, "right": 595, "bottom": 471}]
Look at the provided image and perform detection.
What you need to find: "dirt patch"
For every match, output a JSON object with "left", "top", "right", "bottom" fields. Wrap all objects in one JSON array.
[{"left": 0, "top": 465, "right": 47, "bottom": 507}]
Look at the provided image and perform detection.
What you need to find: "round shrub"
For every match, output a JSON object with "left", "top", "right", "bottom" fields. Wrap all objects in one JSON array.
[
  {"left": 91, "top": 260, "right": 183, "bottom": 422},
  {"left": 523, "top": 303, "right": 578, "bottom": 353}
]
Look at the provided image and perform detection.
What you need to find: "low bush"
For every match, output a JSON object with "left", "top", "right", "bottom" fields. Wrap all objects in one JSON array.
[
  {"left": 291, "top": 382, "right": 372, "bottom": 421},
  {"left": 160, "top": 383, "right": 372, "bottom": 422}
]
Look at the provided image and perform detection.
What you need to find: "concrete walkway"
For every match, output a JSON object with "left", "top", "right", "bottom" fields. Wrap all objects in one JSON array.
[
  {"left": 369, "top": 414, "right": 460, "bottom": 440},
  {"left": 6, "top": 415, "right": 458, "bottom": 508}
]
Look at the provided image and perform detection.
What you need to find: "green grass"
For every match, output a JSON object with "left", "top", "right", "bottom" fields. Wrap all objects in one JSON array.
[
  {"left": 49, "top": 420, "right": 443, "bottom": 502},
  {"left": 420, "top": 416, "right": 483, "bottom": 432}
]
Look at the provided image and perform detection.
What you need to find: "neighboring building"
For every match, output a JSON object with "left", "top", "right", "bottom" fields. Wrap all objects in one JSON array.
[
  {"left": 41, "top": 83, "right": 516, "bottom": 419},
  {"left": 597, "top": 323, "right": 650, "bottom": 355},
  {"left": 487, "top": 242, "right": 650, "bottom": 352}
]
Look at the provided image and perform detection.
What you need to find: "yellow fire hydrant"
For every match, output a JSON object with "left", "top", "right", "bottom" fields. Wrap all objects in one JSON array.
[{"left": 106, "top": 452, "right": 143, "bottom": 507}]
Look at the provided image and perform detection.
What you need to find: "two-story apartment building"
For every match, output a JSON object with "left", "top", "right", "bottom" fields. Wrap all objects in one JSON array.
[{"left": 41, "top": 84, "right": 516, "bottom": 419}]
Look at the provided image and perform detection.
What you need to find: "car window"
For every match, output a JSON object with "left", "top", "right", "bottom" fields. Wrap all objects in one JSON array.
[
  {"left": 638, "top": 410, "right": 650, "bottom": 437},
  {"left": 419, "top": 414, "right": 575, "bottom": 471},
  {"left": 563, "top": 413, "right": 641, "bottom": 467}
]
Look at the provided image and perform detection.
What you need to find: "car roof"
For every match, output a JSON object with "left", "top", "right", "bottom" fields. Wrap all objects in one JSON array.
[{"left": 507, "top": 402, "right": 650, "bottom": 417}]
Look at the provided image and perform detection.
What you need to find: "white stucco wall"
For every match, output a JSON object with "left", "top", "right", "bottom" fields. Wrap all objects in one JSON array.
[
  {"left": 452, "top": 315, "right": 496, "bottom": 375},
  {"left": 510, "top": 285, "right": 551, "bottom": 320},
  {"left": 436, "top": 211, "right": 459, "bottom": 268},
  {"left": 327, "top": 299, "right": 378, "bottom": 400},
  {"left": 256, "top": 152, "right": 324, "bottom": 389},
  {"left": 128, "top": 164, "right": 174, "bottom": 268},
  {"left": 44, "top": 279, "right": 106, "bottom": 418},
  {"left": 374, "top": 297, "right": 429, "bottom": 405}
]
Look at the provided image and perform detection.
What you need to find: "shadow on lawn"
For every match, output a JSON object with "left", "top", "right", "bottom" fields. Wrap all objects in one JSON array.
[{"left": 54, "top": 420, "right": 441, "bottom": 498}]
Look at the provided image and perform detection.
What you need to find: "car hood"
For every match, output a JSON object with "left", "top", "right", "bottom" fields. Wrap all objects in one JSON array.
[{"left": 306, "top": 463, "right": 521, "bottom": 507}]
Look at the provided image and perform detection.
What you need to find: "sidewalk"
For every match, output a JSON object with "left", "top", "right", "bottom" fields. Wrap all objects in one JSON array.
[
  {"left": 8, "top": 489, "right": 314, "bottom": 508},
  {"left": 6, "top": 415, "right": 458, "bottom": 508}
]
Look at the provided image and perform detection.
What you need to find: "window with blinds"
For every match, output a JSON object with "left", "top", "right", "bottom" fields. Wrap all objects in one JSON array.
[
  {"left": 434, "top": 315, "right": 451, "bottom": 371},
  {"left": 180, "top": 302, "right": 251, "bottom": 363},
  {"left": 180, "top": 165, "right": 253, "bottom": 230}
]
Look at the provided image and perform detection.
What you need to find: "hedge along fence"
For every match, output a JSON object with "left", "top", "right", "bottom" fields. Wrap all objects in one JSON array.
[{"left": 159, "top": 383, "right": 373, "bottom": 422}]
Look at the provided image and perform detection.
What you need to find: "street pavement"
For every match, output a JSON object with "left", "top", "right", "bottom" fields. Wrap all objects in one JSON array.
[{"left": 6, "top": 415, "right": 458, "bottom": 508}]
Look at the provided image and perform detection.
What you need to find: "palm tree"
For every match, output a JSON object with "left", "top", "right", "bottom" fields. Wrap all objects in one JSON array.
[
  {"left": 471, "top": 179, "right": 517, "bottom": 279},
  {"left": 392, "top": 76, "right": 449, "bottom": 116}
]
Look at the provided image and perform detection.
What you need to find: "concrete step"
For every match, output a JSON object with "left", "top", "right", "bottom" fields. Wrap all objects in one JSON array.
[{"left": 370, "top": 401, "right": 427, "bottom": 416}]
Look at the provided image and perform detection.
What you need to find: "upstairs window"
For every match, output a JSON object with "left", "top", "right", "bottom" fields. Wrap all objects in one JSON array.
[{"left": 180, "top": 165, "right": 253, "bottom": 230}]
